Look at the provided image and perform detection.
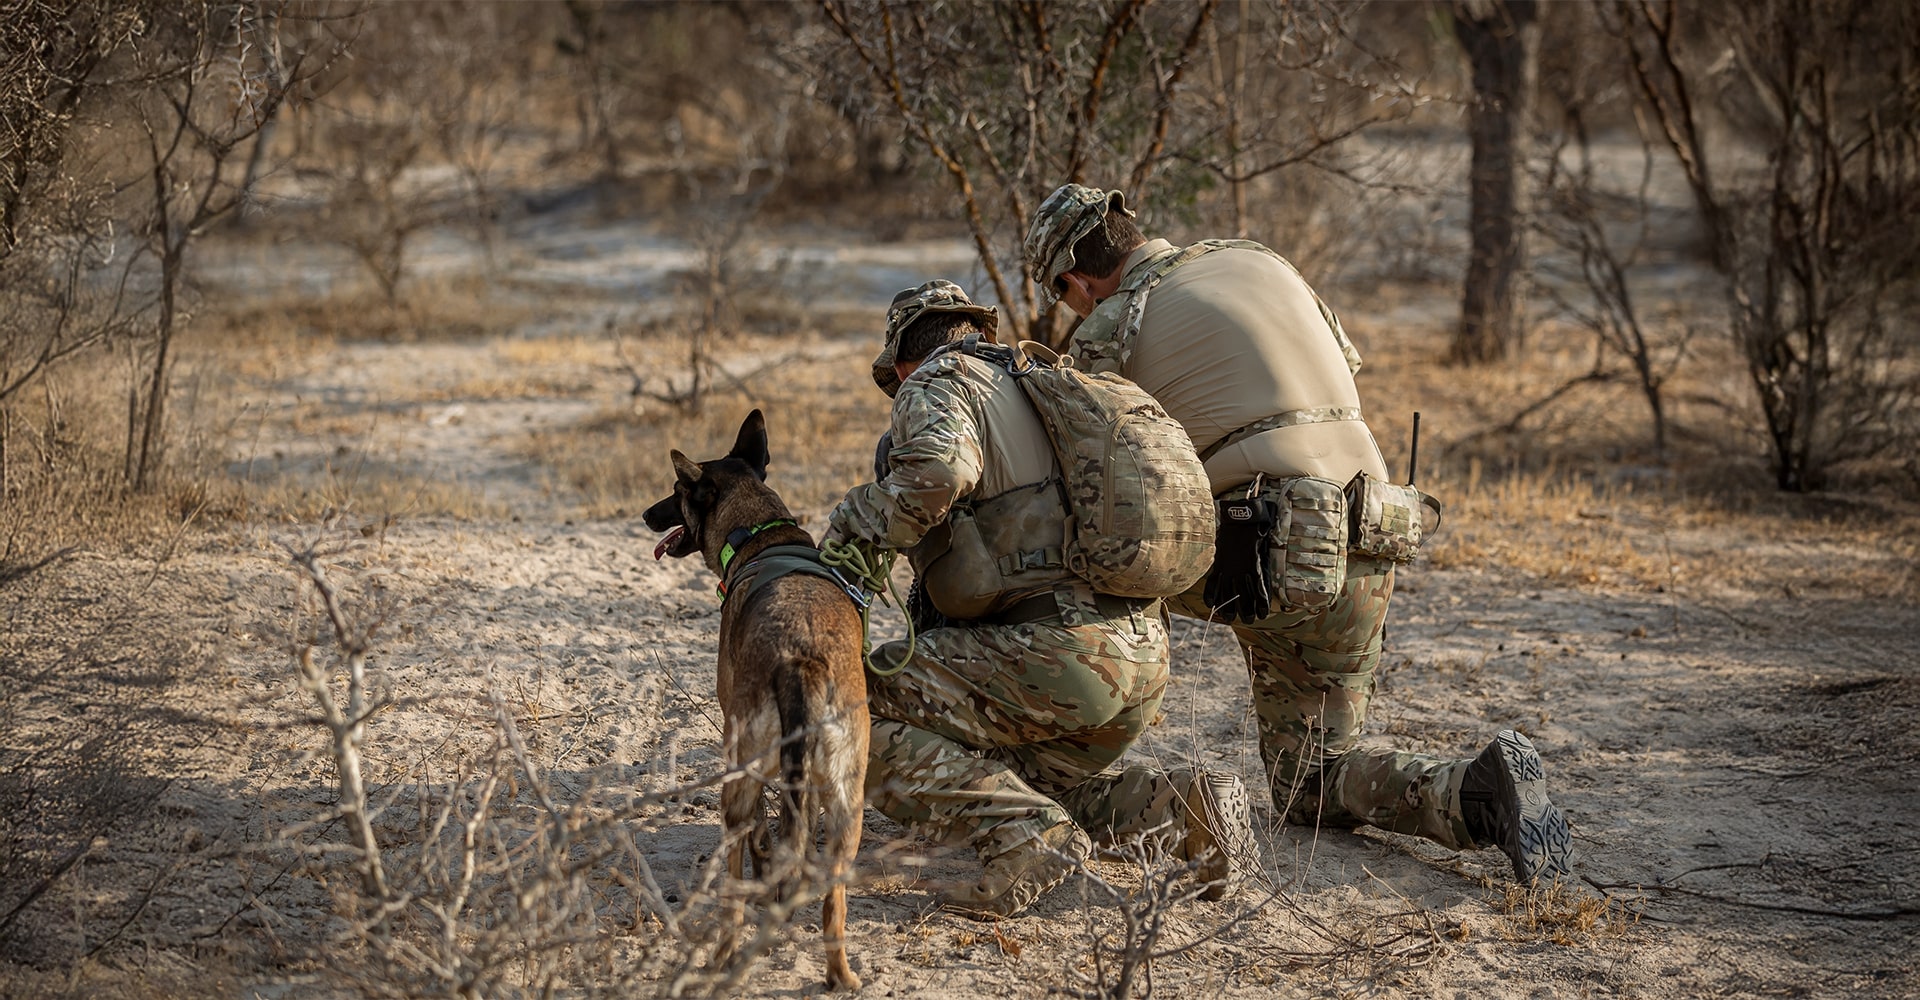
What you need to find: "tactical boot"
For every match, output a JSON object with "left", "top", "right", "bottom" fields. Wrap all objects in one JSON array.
[
  {"left": 1181, "top": 771, "right": 1259, "bottom": 901},
  {"left": 1459, "top": 730, "right": 1574, "bottom": 884},
  {"left": 944, "top": 823, "right": 1091, "bottom": 919}
]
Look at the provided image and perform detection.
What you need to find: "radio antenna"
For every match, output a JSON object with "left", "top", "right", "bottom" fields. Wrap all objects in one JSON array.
[{"left": 1407, "top": 412, "right": 1421, "bottom": 485}]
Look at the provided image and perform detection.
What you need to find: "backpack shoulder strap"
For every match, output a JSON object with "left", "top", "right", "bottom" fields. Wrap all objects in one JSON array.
[
  {"left": 957, "top": 332, "right": 1035, "bottom": 375},
  {"left": 1106, "top": 241, "right": 1233, "bottom": 369}
]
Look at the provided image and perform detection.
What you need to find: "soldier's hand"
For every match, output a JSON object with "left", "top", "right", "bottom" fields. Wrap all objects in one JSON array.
[
  {"left": 872, "top": 430, "right": 894, "bottom": 481},
  {"left": 1204, "top": 495, "right": 1278, "bottom": 623},
  {"left": 822, "top": 500, "right": 855, "bottom": 548}
]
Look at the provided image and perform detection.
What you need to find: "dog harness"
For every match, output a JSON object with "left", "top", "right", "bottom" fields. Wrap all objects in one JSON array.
[{"left": 716, "top": 519, "right": 869, "bottom": 609}]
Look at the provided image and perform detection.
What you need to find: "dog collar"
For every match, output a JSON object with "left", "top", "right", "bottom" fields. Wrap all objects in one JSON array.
[{"left": 718, "top": 518, "right": 799, "bottom": 578}]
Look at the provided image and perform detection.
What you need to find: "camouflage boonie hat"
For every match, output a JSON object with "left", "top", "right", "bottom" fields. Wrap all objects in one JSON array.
[
  {"left": 1023, "top": 184, "right": 1133, "bottom": 309},
  {"left": 870, "top": 279, "right": 999, "bottom": 397}
]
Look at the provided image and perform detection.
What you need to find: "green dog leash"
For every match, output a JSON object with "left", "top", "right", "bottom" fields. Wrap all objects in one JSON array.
[{"left": 818, "top": 537, "right": 915, "bottom": 677}]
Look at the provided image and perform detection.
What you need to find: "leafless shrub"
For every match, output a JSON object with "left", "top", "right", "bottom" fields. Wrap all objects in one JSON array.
[
  {"left": 1523, "top": 7, "right": 1705, "bottom": 461},
  {"left": 807, "top": 0, "right": 1223, "bottom": 341},
  {"left": 280, "top": 544, "right": 870, "bottom": 998},
  {"left": 1609, "top": 0, "right": 1920, "bottom": 490},
  {"left": 807, "top": 0, "right": 1432, "bottom": 344},
  {"left": 1065, "top": 831, "right": 1223, "bottom": 999},
  {"left": 612, "top": 48, "right": 808, "bottom": 416}
]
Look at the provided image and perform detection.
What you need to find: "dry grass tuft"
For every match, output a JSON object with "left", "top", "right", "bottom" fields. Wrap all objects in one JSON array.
[
  {"left": 1420, "top": 461, "right": 1669, "bottom": 588},
  {"left": 1, "top": 354, "right": 221, "bottom": 568},
  {"left": 224, "top": 468, "right": 503, "bottom": 523},
  {"left": 1489, "top": 879, "right": 1643, "bottom": 945},
  {"left": 194, "top": 275, "right": 547, "bottom": 355},
  {"left": 1349, "top": 309, "right": 1920, "bottom": 601}
]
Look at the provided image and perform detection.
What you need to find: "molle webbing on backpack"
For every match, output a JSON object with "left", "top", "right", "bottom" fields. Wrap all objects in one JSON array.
[
  {"left": 1196, "top": 406, "right": 1364, "bottom": 463},
  {"left": 955, "top": 334, "right": 1216, "bottom": 600},
  {"left": 913, "top": 478, "right": 1077, "bottom": 622}
]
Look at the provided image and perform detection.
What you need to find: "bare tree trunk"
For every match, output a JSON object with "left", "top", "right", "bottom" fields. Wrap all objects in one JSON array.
[
  {"left": 1229, "top": 0, "right": 1247, "bottom": 238},
  {"left": 1450, "top": 0, "right": 1540, "bottom": 365},
  {"left": 134, "top": 244, "right": 180, "bottom": 491},
  {"left": 237, "top": 117, "right": 278, "bottom": 221}
]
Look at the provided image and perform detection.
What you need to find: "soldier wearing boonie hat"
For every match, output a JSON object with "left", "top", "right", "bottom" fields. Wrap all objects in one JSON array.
[
  {"left": 1021, "top": 183, "right": 1576, "bottom": 886},
  {"left": 869, "top": 279, "right": 999, "bottom": 397},
  {"left": 830, "top": 277, "right": 1255, "bottom": 917},
  {"left": 1022, "top": 185, "right": 1134, "bottom": 311}
]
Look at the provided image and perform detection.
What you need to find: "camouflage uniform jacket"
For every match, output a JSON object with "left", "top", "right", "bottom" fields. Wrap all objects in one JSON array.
[{"left": 826, "top": 350, "right": 1075, "bottom": 612}]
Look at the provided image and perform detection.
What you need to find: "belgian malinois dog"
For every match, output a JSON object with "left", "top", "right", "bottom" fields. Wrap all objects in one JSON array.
[{"left": 642, "top": 409, "right": 869, "bottom": 992}]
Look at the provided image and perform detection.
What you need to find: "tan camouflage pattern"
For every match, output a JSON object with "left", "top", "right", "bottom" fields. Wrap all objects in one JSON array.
[
  {"left": 1346, "top": 473, "right": 1442, "bottom": 563},
  {"left": 1269, "top": 475, "right": 1348, "bottom": 611},
  {"left": 830, "top": 307, "right": 1212, "bottom": 870},
  {"left": 914, "top": 489, "right": 1073, "bottom": 621},
  {"left": 861, "top": 606, "right": 1199, "bottom": 860},
  {"left": 827, "top": 351, "right": 1045, "bottom": 552},
  {"left": 1022, "top": 184, "right": 1133, "bottom": 309},
  {"left": 964, "top": 341, "right": 1215, "bottom": 600},
  {"left": 1060, "top": 763, "right": 1229, "bottom": 861},
  {"left": 1167, "top": 556, "right": 1474, "bottom": 848},
  {"left": 869, "top": 279, "right": 1000, "bottom": 398},
  {"left": 1197, "top": 407, "right": 1365, "bottom": 463},
  {"left": 1042, "top": 218, "right": 1473, "bottom": 850}
]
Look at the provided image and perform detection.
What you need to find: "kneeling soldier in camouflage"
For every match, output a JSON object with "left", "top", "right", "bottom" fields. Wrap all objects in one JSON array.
[
  {"left": 1023, "top": 184, "right": 1574, "bottom": 885},
  {"left": 826, "top": 281, "right": 1255, "bottom": 917}
]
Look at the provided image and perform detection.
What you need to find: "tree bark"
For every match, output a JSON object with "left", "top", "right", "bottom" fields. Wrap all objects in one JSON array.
[{"left": 1450, "top": 0, "right": 1540, "bottom": 365}]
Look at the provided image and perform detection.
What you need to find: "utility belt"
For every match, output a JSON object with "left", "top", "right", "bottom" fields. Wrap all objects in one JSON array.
[
  {"left": 982, "top": 588, "right": 1158, "bottom": 628},
  {"left": 1202, "top": 470, "right": 1441, "bottom": 622}
]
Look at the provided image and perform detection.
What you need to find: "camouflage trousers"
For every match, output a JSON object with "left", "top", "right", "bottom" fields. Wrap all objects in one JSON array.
[
  {"left": 864, "top": 596, "right": 1207, "bottom": 862},
  {"left": 1169, "top": 555, "right": 1475, "bottom": 849}
]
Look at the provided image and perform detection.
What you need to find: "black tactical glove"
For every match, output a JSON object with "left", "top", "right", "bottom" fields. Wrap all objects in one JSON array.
[
  {"left": 1204, "top": 495, "right": 1279, "bottom": 623},
  {"left": 873, "top": 430, "right": 894, "bottom": 481}
]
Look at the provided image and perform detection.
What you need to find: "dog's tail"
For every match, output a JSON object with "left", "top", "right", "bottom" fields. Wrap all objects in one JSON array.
[{"left": 774, "top": 662, "right": 814, "bottom": 895}]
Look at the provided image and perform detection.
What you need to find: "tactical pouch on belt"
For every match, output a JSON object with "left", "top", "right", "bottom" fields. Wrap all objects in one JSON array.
[
  {"left": 1203, "top": 494, "right": 1279, "bottom": 623},
  {"left": 1270, "top": 476, "right": 1349, "bottom": 611},
  {"left": 915, "top": 481, "right": 1075, "bottom": 621},
  {"left": 1343, "top": 472, "right": 1442, "bottom": 563},
  {"left": 1207, "top": 476, "right": 1348, "bottom": 616}
]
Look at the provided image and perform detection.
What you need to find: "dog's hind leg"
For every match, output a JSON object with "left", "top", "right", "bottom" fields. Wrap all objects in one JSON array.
[
  {"left": 720, "top": 749, "right": 766, "bottom": 883},
  {"left": 820, "top": 722, "right": 867, "bottom": 992},
  {"left": 710, "top": 741, "right": 769, "bottom": 980},
  {"left": 820, "top": 790, "right": 863, "bottom": 991}
]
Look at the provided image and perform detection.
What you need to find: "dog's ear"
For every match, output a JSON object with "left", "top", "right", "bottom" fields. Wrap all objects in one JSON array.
[
  {"left": 671, "top": 450, "right": 702, "bottom": 484},
  {"left": 729, "top": 409, "right": 770, "bottom": 481}
]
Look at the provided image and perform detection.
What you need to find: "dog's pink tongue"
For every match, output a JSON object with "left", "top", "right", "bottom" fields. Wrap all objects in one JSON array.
[{"left": 653, "top": 526, "right": 684, "bottom": 560}]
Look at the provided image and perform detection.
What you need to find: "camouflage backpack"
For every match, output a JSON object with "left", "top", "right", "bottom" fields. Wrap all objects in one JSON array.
[{"left": 952, "top": 334, "right": 1215, "bottom": 599}]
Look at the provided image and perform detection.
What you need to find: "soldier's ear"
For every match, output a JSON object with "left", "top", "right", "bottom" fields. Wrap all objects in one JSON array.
[{"left": 729, "top": 409, "right": 770, "bottom": 481}]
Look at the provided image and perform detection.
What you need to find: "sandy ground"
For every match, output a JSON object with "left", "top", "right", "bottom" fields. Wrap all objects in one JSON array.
[{"left": 5, "top": 279, "right": 1919, "bottom": 1000}]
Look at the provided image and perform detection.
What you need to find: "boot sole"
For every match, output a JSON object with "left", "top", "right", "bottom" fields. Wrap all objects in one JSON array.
[
  {"left": 1188, "top": 774, "right": 1258, "bottom": 901},
  {"left": 1488, "top": 730, "right": 1575, "bottom": 884}
]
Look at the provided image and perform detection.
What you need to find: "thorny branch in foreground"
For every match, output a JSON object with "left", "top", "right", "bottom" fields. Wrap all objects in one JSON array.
[{"left": 281, "top": 544, "right": 878, "bottom": 997}]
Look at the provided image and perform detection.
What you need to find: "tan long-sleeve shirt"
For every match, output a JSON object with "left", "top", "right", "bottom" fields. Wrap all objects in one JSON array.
[{"left": 1068, "top": 240, "right": 1390, "bottom": 492}]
